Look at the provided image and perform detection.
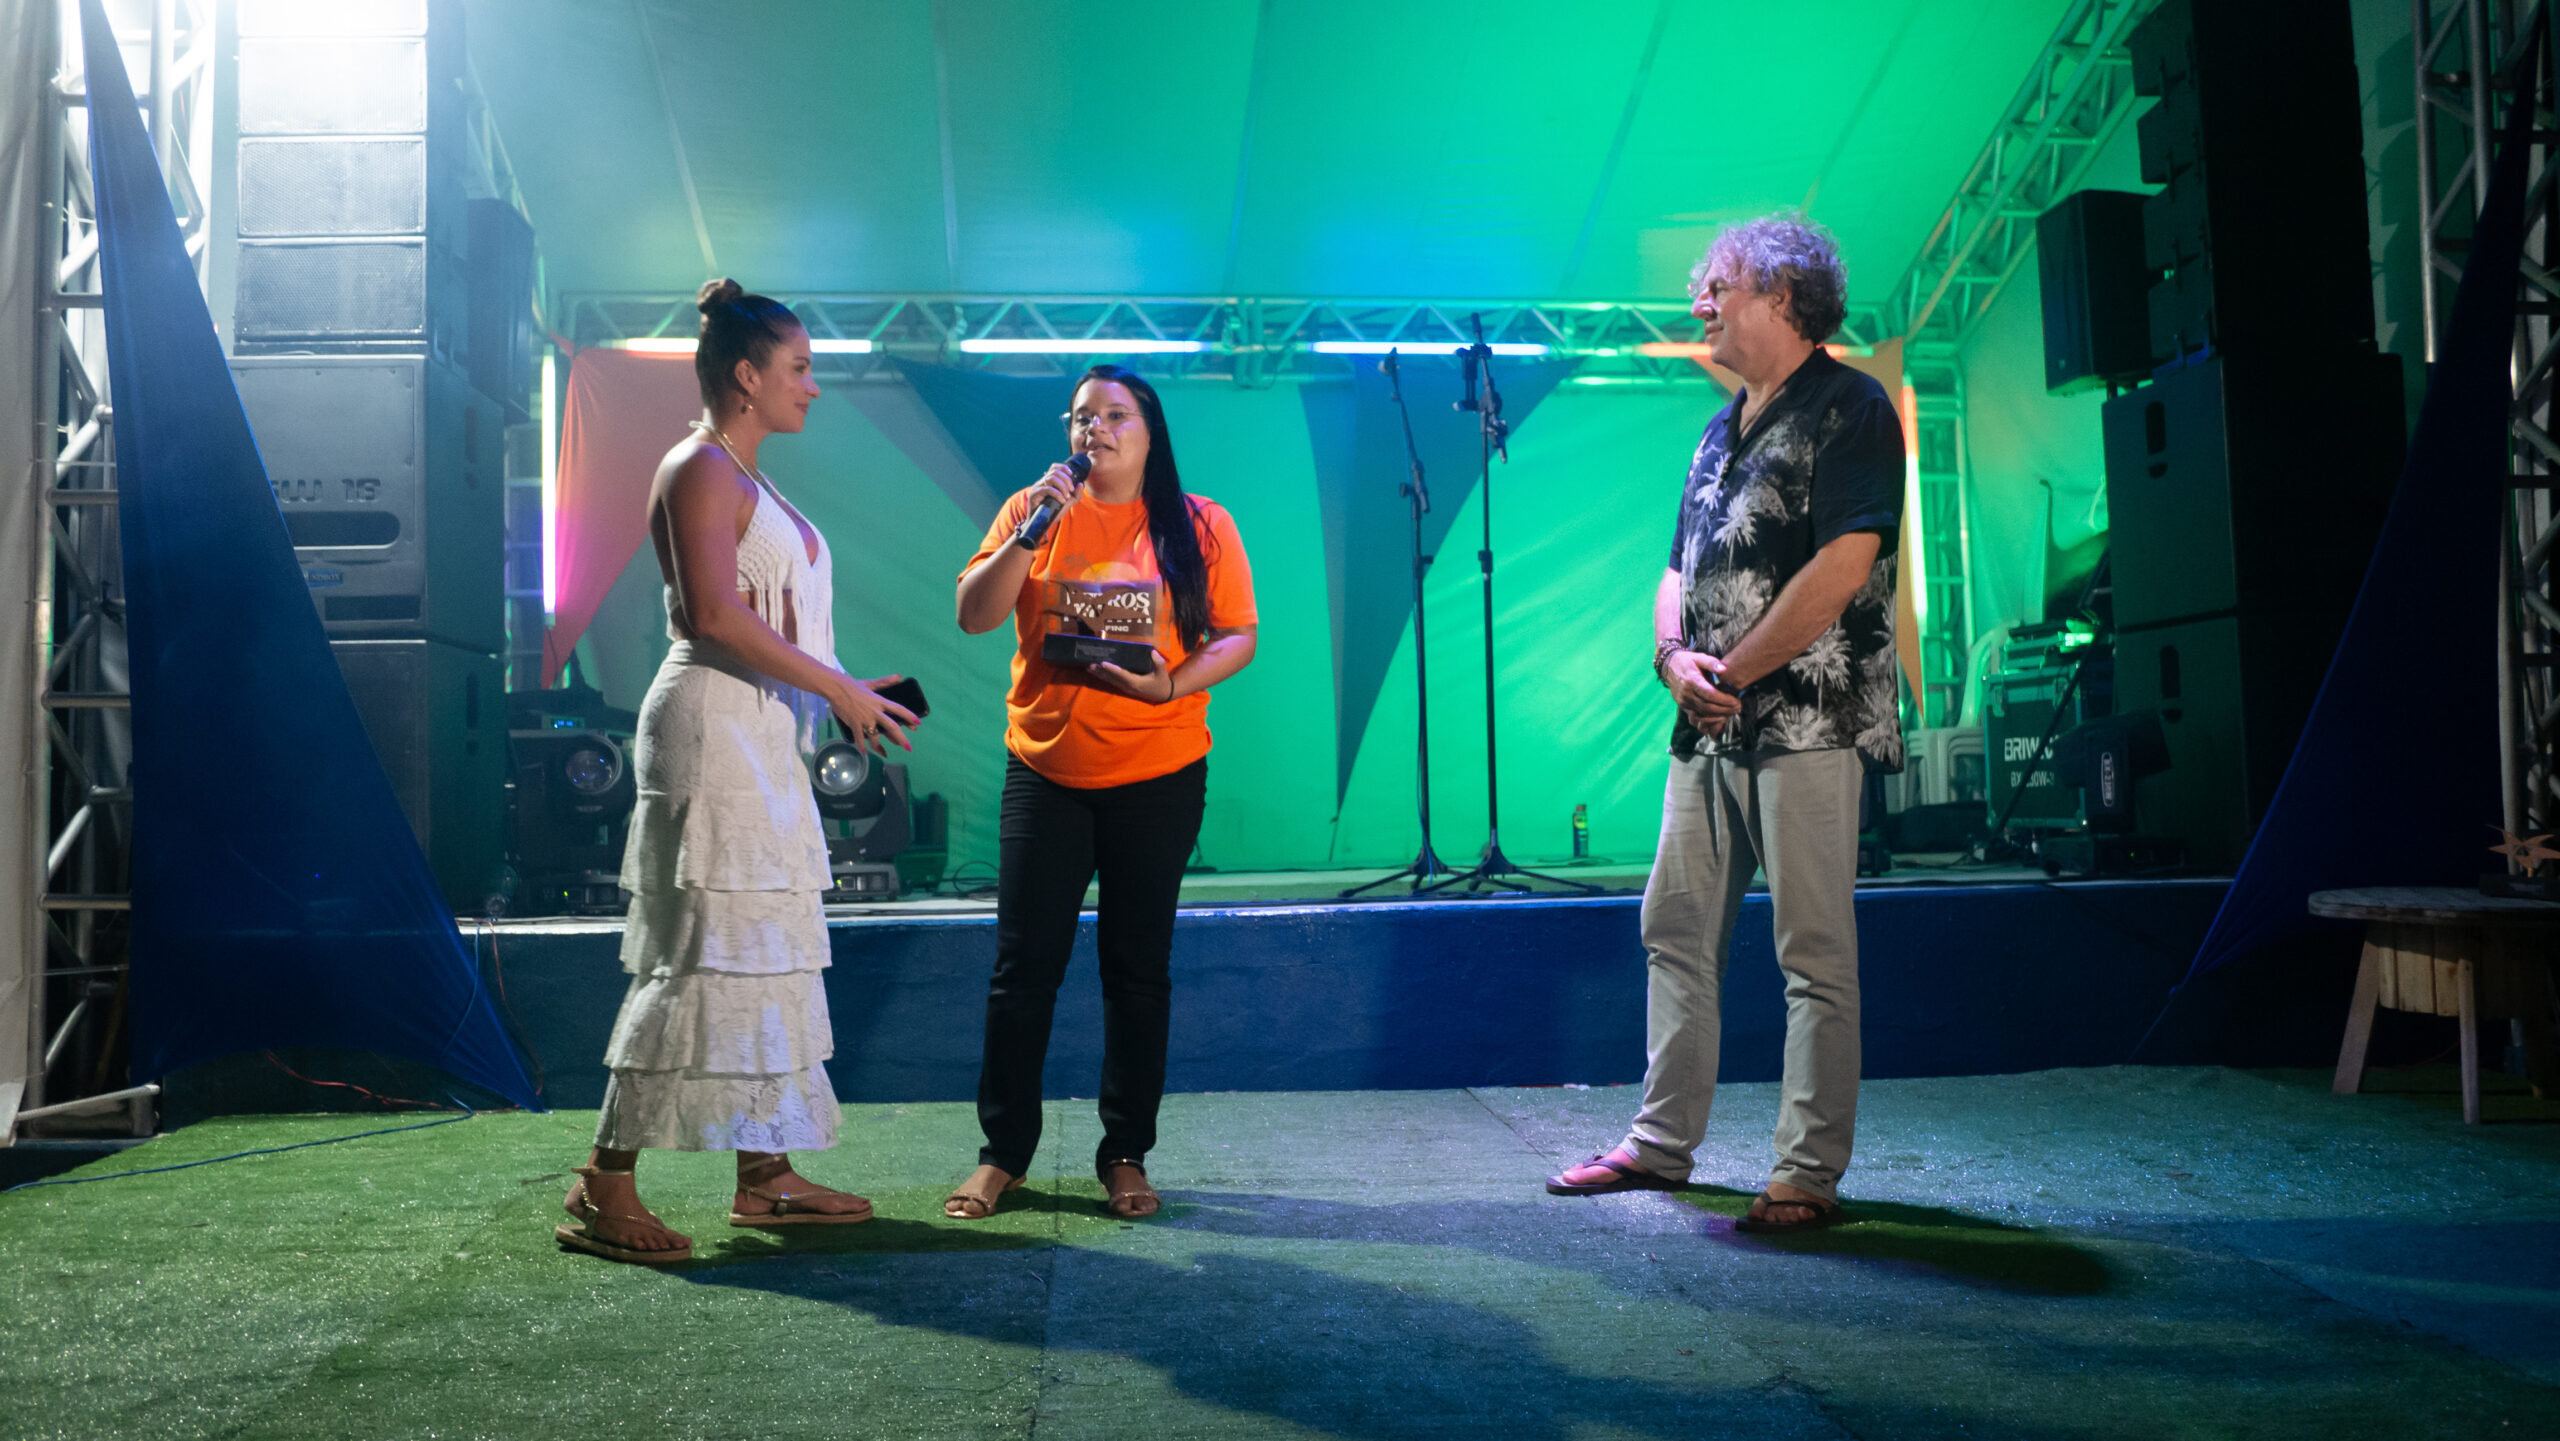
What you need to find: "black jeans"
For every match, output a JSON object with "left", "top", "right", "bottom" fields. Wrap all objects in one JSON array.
[{"left": 977, "top": 754, "right": 1206, "bottom": 1177}]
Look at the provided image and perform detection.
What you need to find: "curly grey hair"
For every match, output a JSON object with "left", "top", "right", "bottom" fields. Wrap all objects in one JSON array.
[{"left": 1689, "top": 213, "right": 1849, "bottom": 344}]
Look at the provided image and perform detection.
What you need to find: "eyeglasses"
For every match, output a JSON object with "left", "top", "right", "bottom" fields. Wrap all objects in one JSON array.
[{"left": 1062, "top": 408, "right": 1142, "bottom": 433}]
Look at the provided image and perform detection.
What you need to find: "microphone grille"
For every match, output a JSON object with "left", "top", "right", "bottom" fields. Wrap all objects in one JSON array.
[{"left": 1066, "top": 453, "right": 1094, "bottom": 480}]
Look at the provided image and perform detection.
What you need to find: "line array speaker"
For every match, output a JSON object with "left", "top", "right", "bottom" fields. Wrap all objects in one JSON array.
[
  {"left": 2127, "top": 0, "right": 2374, "bottom": 363},
  {"left": 233, "top": 0, "right": 468, "bottom": 358}
]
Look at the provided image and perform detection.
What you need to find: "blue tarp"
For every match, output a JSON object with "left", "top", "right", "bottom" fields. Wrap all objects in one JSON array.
[{"left": 80, "top": 0, "right": 539, "bottom": 1109}]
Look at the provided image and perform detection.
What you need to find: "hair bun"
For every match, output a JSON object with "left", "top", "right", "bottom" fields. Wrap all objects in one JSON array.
[{"left": 696, "top": 277, "right": 744, "bottom": 313}]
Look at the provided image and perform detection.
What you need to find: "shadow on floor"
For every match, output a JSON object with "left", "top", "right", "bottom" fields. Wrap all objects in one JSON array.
[
  {"left": 677, "top": 1183, "right": 1096, "bottom": 1264},
  {"left": 1672, "top": 1187, "right": 2113, "bottom": 1296},
  {"left": 1139, "top": 1186, "right": 2111, "bottom": 1300},
  {"left": 683, "top": 1241, "right": 1802, "bottom": 1439}
]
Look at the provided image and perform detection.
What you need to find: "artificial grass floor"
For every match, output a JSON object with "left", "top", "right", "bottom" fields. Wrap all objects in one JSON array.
[{"left": 2, "top": 1065, "right": 2555, "bottom": 1440}]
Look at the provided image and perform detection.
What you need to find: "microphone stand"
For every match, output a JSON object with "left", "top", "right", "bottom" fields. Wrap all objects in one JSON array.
[
  {"left": 1341, "top": 349, "right": 1453, "bottom": 897},
  {"left": 1425, "top": 314, "right": 1597, "bottom": 896}
]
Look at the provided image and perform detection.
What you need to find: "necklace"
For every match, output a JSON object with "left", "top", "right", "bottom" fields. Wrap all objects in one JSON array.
[
  {"left": 689, "top": 420, "right": 773, "bottom": 489},
  {"left": 691, "top": 419, "right": 821, "bottom": 567}
]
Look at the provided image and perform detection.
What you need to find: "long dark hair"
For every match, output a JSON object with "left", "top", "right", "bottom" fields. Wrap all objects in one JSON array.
[
  {"left": 1079, "top": 365, "right": 1214, "bottom": 651},
  {"left": 693, "top": 278, "right": 800, "bottom": 409}
]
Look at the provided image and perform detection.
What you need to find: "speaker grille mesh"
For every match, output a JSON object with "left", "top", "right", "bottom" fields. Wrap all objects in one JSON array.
[
  {"left": 237, "top": 241, "right": 428, "bottom": 339},
  {"left": 239, "top": 139, "right": 427, "bottom": 237},
  {"left": 238, "top": 38, "right": 427, "bottom": 134}
]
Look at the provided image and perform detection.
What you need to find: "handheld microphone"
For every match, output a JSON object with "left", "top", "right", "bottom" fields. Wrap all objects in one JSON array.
[{"left": 1015, "top": 452, "right": 1092, "bottom": 550}]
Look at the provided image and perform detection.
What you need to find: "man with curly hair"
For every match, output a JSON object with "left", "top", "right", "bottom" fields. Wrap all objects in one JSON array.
[{"left": 1547, "top": 214, "right": 1903, "bottom": 1231}]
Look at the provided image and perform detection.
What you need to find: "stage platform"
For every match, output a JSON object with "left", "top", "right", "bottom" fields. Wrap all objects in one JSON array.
[
  {"left": 852, "top": 855, "right": 2058, "bottom": 909},
  {"left": 161, "top": 876, "right": 2259, "bottom": 1122},
  {"left": 6, "top": 1068, "right": 2554, "bottom": 1439}
]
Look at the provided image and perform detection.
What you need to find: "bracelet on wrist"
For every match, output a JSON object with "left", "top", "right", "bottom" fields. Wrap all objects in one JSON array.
[{"left": 1652, "top": 638, "right": 1682, "bottom": 686}]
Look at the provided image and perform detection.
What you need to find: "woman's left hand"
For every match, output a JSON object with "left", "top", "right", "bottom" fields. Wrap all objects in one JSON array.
[{"left": 1086, "top": 648, "right": 1176, "bottom": 703}]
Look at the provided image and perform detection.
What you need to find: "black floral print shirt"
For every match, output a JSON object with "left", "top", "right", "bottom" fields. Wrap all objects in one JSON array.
[{"left": 1667, "top": 349, "right": 1905, "bottom": 772}]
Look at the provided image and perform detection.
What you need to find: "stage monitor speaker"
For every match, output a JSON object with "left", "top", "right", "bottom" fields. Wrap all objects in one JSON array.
[
  {"left": 331, "top": 637, "right": 505, "bottom": 914},
  {"left": 2110, "top": 611, "right": 2337, "bottom": 871},
  {"left": 231, "top": 355, "right": 504, "bottom": 652},
  {"left": 2037, "top": 190, "right": 2153, "bottom": 394},
  {"left": 2101, "top": 351, "right": 2402, "bottom": 631},
  {"left": 2128, "top": 0, "right": 2372, "bottom": 362}
]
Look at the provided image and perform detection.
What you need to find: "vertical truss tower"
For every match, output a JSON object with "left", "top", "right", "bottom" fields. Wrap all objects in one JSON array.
[
  {"left": 16, "top": 0, "right": 219, "bottom": 1138},
  {"left": 2416, "top": 0, "right": 2560, "bottom": 846}
]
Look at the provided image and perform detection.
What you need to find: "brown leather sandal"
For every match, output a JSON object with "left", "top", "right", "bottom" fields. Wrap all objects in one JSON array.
[
  {"left": 1734, "top": 1190, "right": 1844, "bottom": 1233},
  {"left": 943, "top": 1165, "right": 1024, "bottom": 1220},
  {"left": 556, "top": 1164, "right": 694, "bottom": 1264},
  {"left": 1099, "top": 1158, "right": 1159, "bottom": 1219},
  {"left": 728, "top": 1159, "right": 873, "bottom": 1227}
]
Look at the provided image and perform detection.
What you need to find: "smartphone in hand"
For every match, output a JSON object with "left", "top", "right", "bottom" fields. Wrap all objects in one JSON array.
[{"left": 877, "top": 675, "right": 929, "bottom": 720}]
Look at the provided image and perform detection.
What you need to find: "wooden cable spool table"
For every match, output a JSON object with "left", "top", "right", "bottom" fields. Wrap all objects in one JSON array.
[{"left": 2314, "top": 886, "right": 2560, "bottom": 1123}]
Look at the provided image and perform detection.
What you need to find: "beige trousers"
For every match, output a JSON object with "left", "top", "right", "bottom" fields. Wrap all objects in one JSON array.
[{"left": 1622, "top": 747, "right": 1864, "bottom": 1202}]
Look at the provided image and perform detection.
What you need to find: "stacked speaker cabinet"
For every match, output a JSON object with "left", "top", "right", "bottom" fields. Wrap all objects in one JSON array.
[
  {"left": 2097, "top": 0, "right": 2405, "bottom": 871},
  {"left": 234, "top": 0, "right": 469, "bottom": 360},
  {"left": 229, "top": 0, "right": 531, "bottom": 913},
  {"left": 230, "top": 357, "right": 503, "bottom": 651},
  {"left": 329, "top": 639, "right": 506, "bottom": 912},
  {"left": 2129, "top": 0, "right": 2374, "bottom": 363}
]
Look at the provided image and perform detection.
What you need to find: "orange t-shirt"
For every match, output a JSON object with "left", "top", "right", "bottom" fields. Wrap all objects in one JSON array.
[{"left": 963, "top": 489, "right": 1257, "bottom": 789}]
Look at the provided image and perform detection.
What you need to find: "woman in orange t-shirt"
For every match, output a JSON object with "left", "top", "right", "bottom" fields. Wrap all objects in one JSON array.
[{"left": 946, "top": 365, "right": 1258, "bottom": 1220}]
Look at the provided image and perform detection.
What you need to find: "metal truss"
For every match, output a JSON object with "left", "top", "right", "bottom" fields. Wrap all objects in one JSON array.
[
  {"left": 1850, "top": 0, "right": 2159, "bottom": 361},
  {"left": 2417, "top": 0, "right": 2560, "bottom": 846},
  {"left": 560, "top": 293, "right": 1734, "bottom": 387},
  {"left": 1905, "top": 371, "right": 1975, "bottom": 729},
  {"left": 18, "top": 0, "right": 218, "bottom": 1138}
]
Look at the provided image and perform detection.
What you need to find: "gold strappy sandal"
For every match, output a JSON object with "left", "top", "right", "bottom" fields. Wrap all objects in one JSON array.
[
  {"left": 1100, "top": 1158, "right": 1159, "bottom": 1219},
  {"left": 943, "top": 1165, "right": 1024, "bottom": 1220}
]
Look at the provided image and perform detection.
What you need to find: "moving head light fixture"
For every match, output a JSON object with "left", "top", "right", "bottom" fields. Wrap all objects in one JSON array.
[{"left": 809, "top": 736, "right": 910, "bottom": 901}]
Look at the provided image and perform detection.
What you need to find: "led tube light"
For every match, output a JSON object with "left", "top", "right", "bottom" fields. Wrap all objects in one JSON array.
[
  {"left": 607, "top": 338, "right": 874, "bottom": 353},
  {"left": 956, "top": 338, "right": 1207, "bottom": 354},
  {"left": 1306, "top": 341, "right": 1548, "bottom": 356},
  {"left": 539, "top": 349, "right": 558, "bottom": 616}
]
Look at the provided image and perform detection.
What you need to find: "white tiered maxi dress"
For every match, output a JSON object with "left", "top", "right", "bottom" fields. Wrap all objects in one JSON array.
[{"left": 593, "top": 479, "right": 842, "bottom": 1153}]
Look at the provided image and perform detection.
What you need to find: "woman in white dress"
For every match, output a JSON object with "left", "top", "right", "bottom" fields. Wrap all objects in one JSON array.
[{"left": 556, "top": 279, "right": 920, "bottom": 1265}]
